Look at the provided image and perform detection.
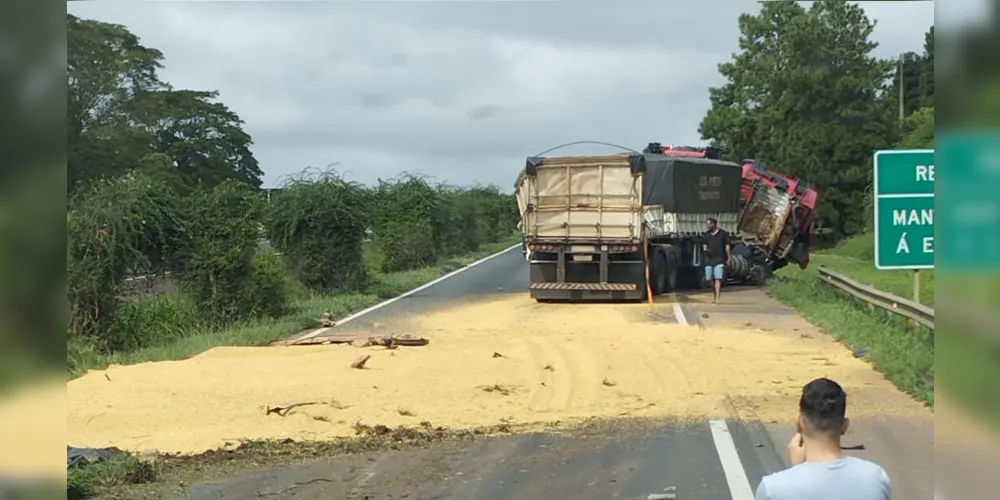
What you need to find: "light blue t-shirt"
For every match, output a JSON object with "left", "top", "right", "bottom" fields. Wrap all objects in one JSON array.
[{"left": 755, "top": 456, "right": 891, "bottom": 500}]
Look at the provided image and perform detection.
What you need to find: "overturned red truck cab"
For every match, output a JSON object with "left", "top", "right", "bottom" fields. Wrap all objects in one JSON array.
[
  {"left": 738, "top": 158, "right": 817, "bottom": 273},
  {"left": 647, "top": 143, "right": 817, "bottom": 283}
]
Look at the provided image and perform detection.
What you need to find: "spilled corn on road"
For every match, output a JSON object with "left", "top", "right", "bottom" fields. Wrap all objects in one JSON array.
[{"left": 67, "top": 246, "right": 933, "bottom": 499}]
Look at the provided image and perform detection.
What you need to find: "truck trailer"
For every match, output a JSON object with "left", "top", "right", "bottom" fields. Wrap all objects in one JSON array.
[{"left": 515, "top": 148, "right": 748, "bottom": 301}]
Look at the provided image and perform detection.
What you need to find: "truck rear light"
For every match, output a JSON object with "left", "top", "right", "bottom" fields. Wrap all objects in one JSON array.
[
  {"left": 608, "top": 244, "right": 638, "bottom": 253},
  {"left": 528, "top": 243, "right": 556, "bottom": 252}
]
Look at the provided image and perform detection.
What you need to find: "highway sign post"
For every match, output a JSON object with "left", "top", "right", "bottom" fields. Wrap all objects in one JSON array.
[{"left": 873, "top": 149, "right": 934, "bottom": 303}]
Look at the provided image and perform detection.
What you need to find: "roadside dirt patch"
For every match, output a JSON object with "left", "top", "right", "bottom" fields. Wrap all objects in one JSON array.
[{"left": 68, "top": 294, "right": 928, "bottom": 455}]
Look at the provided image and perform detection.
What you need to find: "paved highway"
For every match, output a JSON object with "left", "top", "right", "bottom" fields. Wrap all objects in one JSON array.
[
  {"left": 177, "top": 419, "right": 780, "bottom": 500},
  {"left": 166, "top": 245, "right": 931, "bottom": 499}
]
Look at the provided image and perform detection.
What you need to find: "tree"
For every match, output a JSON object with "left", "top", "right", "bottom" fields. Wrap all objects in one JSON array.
[
  {"left": 67, "top": 14, "right": 164, "bottom": 192},
  {"left": 886, "top": 26, "right": 934, "bottom": 120},
  {"left": 130, "top": 90, "right": 263, "bottom": 189},
  {"left": 919, "top": 26, "right": 934, "bottom": 109},
  {"left": 67, "top": 15, "right": 263, "bottom": 192},
  {"left": 698, "top": 1, "right": 895, "bottom": 237}
]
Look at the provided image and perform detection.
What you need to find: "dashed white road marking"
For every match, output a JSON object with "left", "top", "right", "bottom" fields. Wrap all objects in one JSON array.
[
  {"left": 293, "top": 244, "right": 521, "bottom": 342},
  {"left": 709, "top": 420, "right": 756, "bottom": 500}
]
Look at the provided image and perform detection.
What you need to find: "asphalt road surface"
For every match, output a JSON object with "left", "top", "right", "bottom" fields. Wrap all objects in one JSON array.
[
  {"left": 173, "top": 245, "right": 931, "bottom": 500},
  {"left": 174, "top": 418, "right": 780, "bottom": 500}
]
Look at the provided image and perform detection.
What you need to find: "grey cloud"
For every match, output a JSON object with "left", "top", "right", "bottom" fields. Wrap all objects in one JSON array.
[
  {"left": 468, "top": 105, "right": 501, "bottom": 121},
  {"left": 372, "top": 53, "right": 409, "bottom": 69},
  {"left": 68, "top": 0, "right": 934, "bottom": 188},
  {"left": 358, "top": 93, "right": 395, "bottom": 109}
]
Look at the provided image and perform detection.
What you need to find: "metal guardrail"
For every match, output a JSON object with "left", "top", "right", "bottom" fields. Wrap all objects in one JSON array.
[{"left": 817, "top": 266, "right": 934, "bottom": 330}]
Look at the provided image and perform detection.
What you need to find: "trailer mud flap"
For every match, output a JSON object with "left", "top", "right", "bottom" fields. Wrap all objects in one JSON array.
[{"left": 529, "top": 282, "right": 637, "bottom": 291}]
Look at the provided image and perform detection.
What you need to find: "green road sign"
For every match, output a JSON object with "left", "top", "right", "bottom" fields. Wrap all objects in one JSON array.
[{"left": 873, "top": 149, "right": 934, "bottom": 270}]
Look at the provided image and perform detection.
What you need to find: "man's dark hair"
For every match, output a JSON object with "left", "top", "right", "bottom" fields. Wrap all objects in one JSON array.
[
  {"left": 707, "top": 217, "right": 717, "bottom": 225},
  {"left": 799, "top": 377, "right": 847, "bottom": 435}
]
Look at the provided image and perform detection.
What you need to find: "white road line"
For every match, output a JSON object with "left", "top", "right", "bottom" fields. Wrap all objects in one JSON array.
[
  {"left": 709, "top": 420, "right": 756, "bottom": 500},
  {"left": 672, "top": 303, "right": 689, "bottom": 326},
  {"left": 293, "top": 244, "right": 521, "bottom": 342}
]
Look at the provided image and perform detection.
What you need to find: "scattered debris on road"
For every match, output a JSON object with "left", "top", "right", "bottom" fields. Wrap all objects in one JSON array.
[
  {"left": 356, "top": 335, "right": 429, "bottom": 349},
  {"left": 320, "top": 312, "right": 336, "bottom": 327},
  {"left": 852, "top": 348, "right": 869, "bottom": 358},
  {"left": 479, "top": 384, "right": 513, "bottom": 395},
  {"left": 67, "top": 445, "right": 122, "bottom": 468},
  {"left": 492, "top": 351, "right": 504, "bottom": 358},
  {"left": 351, "top": 355, "right": 371, "bottom": 369},
  {"left": 602, "top": 378, "right": 617, "bottom": 387},
  {"left": 266, "top": 402, "right": 319, "bottom": 417},
  {"left": 543, "top": 364, "right": 554, "bottom": 371}
]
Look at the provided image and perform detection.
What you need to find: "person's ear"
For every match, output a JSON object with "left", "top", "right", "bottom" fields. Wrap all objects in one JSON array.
[
  {"left": 796, "top": 415, "right": 803, "bottom": 434},
  {"left": 841, "top": 417, "right": 850, "bottom": 436}
]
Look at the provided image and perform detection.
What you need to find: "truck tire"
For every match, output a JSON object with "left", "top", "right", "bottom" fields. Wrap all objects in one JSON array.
[
  {"left": 747, "top": 263, "right": 771, "bottom": 285},
  {"left": 651, "top": 251, "right": 668, "bottom": 295},
  {"left": 665, "top": 259, "right": 678, "bottom": 293}
]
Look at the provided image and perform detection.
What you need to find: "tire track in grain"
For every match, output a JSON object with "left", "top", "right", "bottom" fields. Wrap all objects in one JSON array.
[
  {"left": 556, "top": 332, "right": 600, "bottom": 414},
  {"left": 522, "top": 334, "right": 556, "bottom": 413}
]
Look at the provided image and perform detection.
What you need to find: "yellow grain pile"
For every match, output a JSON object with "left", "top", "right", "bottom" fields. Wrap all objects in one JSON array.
[{"left": 68, "top": 294, "right": 928, "bottom": 454}]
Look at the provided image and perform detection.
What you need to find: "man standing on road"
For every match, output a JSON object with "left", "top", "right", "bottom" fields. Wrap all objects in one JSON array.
[
  {"left": 755, "top": 377, "right": 892, "bottom": 500},
  {"left": 701, "top": 217, "right": 730, "bottom": 304}
]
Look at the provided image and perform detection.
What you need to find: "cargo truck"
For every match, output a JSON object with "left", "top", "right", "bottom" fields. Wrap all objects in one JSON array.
[{"left": 515, "top": 147, "right": 748, "bottom": 301}]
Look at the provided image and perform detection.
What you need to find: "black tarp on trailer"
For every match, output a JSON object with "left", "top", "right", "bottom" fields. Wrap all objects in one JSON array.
[{"left": 640, "top": 154, "right": 742, "bottom": 213}]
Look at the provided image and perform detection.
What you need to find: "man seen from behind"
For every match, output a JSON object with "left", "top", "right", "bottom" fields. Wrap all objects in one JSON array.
[
  {"left": 701, "top": 217, "right": 730, "bottom": 304},
  {"left": 755, "top": 377, "right": 891, "bottom": 500}
]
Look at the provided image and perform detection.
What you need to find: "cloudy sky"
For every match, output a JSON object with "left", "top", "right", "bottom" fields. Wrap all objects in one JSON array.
[{"left": 69, "top": 1, "right": 935, "bottom": 189}]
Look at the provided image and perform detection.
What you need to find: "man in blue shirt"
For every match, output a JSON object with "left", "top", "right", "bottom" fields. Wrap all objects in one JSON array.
[{"left": 755, "top": 377, "right": 892, "bottom": 500}]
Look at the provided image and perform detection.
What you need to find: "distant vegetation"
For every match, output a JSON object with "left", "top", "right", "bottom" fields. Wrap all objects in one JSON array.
[
  {"left": 698, "top": 1, "right": 933, "bottom": 240},
  {"left": 66, "top": 14, "right": 518, "bottom": 376}
]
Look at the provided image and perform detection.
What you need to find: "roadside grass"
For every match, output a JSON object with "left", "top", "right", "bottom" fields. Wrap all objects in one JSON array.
[
  {"left": 811, "top": 232, "right": 934, "bottom": 306},
  {"left": 767, "top": 233, "right": 935, "bottom": 406},
  {"left": 67, "top": 453, "right": 160, "bottom": 500},
  {"left": 67, "top": 236, "right": 520, "bottom": 379}
]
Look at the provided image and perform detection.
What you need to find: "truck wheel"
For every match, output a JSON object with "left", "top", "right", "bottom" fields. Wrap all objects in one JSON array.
[
  {"left": 652, "top": 252, "right": 668, "bottom": 295},
  {"left": 665, "top": 263, "right": 678, "bottom": 293},
  {"left": 748, "top": 264, "right": 770, "bottom": 285}
]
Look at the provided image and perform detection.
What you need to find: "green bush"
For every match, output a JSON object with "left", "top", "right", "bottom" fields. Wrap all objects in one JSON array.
[
  {"left": 373, "top": 174, "right": 443, "bottom": 272},
  {"left": 177, "top": 179, "right": 286, "bottom": 324},
  {"left": 242, "top": 252, "right": 296, "bottom": 318},
  {"left": 435, "top": 185, "right": 480, "bottom": 255},
  {"left": 105, "top": 293, "right": 199, "bottom": 352},
  {"left": 467, "top": 185, "right": 519, "bottom": 244},
  {"left": 266, "top": 170, "right": 370, "bottom": 293},
  {"left": 67, "top": 174, "right": 186, "bottom": 348},
  {"left": 67, "top": 452, "right": 159, "bottom": 500}
]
